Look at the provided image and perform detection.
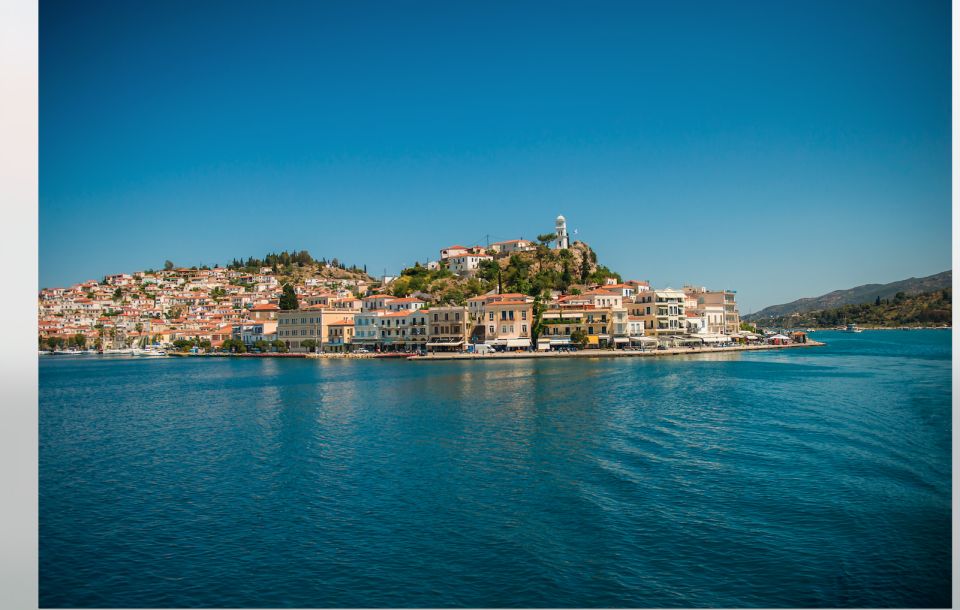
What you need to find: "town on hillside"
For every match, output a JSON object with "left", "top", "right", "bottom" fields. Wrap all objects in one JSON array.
[{"left": 38, "top": 215, "right": 752, "bottom": 355}]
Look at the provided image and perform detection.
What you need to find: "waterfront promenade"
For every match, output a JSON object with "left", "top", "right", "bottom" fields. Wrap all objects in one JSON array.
[
  {"left": 407, "top": 340, "right": 824, "bottom": 361},
  {"left": 164, "top": 340, "right": 824, "bottom": 360}
]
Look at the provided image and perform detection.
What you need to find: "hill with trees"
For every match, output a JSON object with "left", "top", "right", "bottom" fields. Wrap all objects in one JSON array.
[
  {"left": 745, "top": 270, "right": 952, "bottom": 321},
  {"left": 389, "top": 239, "right": 622, "bottom": 305},
  {"left": 751, "top": 288, "right": 951, "bottom": 328}
]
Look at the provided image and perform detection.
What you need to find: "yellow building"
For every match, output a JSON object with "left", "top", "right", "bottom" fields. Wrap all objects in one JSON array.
[
  {"left": 628, "top": 289, "right": 686, "bottom": 338},
  {"left": 325, "top": 319, "right": 355, "bottom": 352},
  {"left": 426, "top": 305, "right": 469, "bottom": 352},
  {"left": 541, "top": 305, "right": 615, "bottom": 348},
  {"left": 477, "top": 293, "right": 534, "bottom": 349},
  {"left": 276, "top": 306, "right": 356, "bottom": 352}
]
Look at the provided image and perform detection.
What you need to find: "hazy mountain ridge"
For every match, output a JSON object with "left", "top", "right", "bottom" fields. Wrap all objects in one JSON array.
[{"left": 745, "top": 270, "right": 952, "bottom": 321}]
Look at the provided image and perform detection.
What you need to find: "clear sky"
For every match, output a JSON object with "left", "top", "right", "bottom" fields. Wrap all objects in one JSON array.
[{"left": 40, "top": 0, "right": 951, "bottom": 312}]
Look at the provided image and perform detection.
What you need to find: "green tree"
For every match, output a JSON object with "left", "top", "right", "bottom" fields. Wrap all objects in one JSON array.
[
  {"left": 112, "top": 287, "right": 123, "bottom": 302},
  {"left": 210, "top": 287, "right": 226, "bottom": 303},
  {"left": 530, "top": 289, "right": 547, "bottom": 349},
  {"left": 272, "top": 339, "right": 289, "bottom": 353},
  {"left": 164, "top": 260, "right": 175, "bottom": 271},
  {"left": 875, "top": 295, "right": 881, "bottom": 306},
  {"left": 560, "top": 260, "right": 573, "bottom": 289},
  {"left": 570, "top": 329, "right": 588, "bottom": 348},
  {"left": 172, "top": 339, "right": 194, "bottom": 352},
  {"left": 301, "top": 339, "right": 318, "bottom": 353},
  {"left": 279, "top": 283, "right": 299, "bottom": 310},
  {"left": 477, "top": 259, "right": 500, "bottom": 283},
  {"left": 536, "top": 233, "right": 556, "bottom": 246}
]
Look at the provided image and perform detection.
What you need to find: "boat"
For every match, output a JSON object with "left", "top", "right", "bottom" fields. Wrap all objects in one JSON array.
[
  {"left": 137, "top": 347, "right": 168, "bottom": 357},
  {"left": 844, "top": 323, "right": 862, "bottom": 333}
]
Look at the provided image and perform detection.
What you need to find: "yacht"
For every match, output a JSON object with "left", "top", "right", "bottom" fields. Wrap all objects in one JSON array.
[
  {"left": 138, "top": 347, "right": 168, "bottom": 357},
  {"left": 844, "top": 323, "right": 863, "bottom": 333}
]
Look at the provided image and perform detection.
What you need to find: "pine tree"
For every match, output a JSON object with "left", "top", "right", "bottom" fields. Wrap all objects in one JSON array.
[{"left": 279, "top": 284, "right": 299, "bottom": 310}]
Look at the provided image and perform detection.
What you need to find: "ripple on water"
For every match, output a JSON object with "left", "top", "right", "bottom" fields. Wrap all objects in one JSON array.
[{"left": 40, "top": 331, "right": 951, "bottom": 607}]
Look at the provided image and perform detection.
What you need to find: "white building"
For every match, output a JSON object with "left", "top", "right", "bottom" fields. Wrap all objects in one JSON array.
[
  {"left": 555, "top": 215, "right": 569, "bottom": 249},
  {"left": 448, "top": 253, "right": 493, "bottom": 276}
]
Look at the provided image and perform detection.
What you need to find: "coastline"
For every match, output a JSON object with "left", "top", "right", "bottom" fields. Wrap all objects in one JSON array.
[
  {"left": 406, "top": 340, "right": 826, "bottom": 361},
  {"left": 56, "top": 340, "right": 829, "bottom": 361}
]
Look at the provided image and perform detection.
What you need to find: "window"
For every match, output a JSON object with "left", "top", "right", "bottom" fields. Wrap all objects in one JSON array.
[
  {"left": 521, "top": 311, "right": 527, "bottom": 321},
  {"left": 501, "top": 325, "right": 507, "bottom": 333},
  {"left": 522, "top": 324, "right": 527, "bottom": 334},
  {"left": 489, "top": 312, "right": 494, "bottom": 321},
  {"left": 488, "top": 325, "right": 494, "bottom": 334}
]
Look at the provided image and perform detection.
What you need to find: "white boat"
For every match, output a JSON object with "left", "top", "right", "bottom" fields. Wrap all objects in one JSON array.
[
  {"left": 844, "top": 323, "right": 862, "bottom": 333},
  {"left": 138, "top": 348, "right": 168, "bottom": 357}
]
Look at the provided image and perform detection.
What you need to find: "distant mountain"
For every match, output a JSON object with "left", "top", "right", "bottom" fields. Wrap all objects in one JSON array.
[{"left": 745, "top": 270, "right": 952, "bottom": 321}]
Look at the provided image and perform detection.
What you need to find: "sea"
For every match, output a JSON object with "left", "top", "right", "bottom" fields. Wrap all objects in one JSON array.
[{"left": 39, "top": 329, "right": 952, "bottom": 607}]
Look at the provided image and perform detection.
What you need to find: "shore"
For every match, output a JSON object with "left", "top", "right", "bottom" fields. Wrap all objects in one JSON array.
[
  {"left": 151, "top": 340, "right": 827, "bottom": 361},
  {"left": 406, "top": 340, "right": 825, "bottom": 361}
]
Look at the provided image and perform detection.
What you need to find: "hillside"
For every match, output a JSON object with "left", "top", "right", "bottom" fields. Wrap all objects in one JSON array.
[
  {"left": 751, "top": 288, "right": 951, "bottom": 328},
  {"left": 388, "top": 240, "right": 621, "bottom": 304},
  {"left": 745, "top": 270, "right": 952, "bottom": 321},
  {"left": 223, "top": 249, "right": 375, "bottom": 288}
]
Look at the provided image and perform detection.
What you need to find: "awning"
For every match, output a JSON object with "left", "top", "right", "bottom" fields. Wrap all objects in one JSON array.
[
  {"left": 426, "top": 340, "right": 463, "bottom": 347},
  {"left": 506, "top": 338, "right": 531, "bottom": 348},
  {"left": 586, "top": 335, "right": 599, "bottom": 345},
  {"left": 629, "top": 336, "right": 657, "bottom": 343},
  {"left": 550, "top": 338, "right": 571, "bottom": 345},
  {"left": 696, "top": 334, "right": 727, "bottom": 343},
  {"left": 486, "top": 339, "right": 506, "bottom": 346},
  {"left": 613, "top": 337, "right": 629, "bottom": 343}
]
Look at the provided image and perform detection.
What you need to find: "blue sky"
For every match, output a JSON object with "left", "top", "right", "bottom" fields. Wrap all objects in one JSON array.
[{"left": 40, "top": 0, "right": 950, "bottom": 312}]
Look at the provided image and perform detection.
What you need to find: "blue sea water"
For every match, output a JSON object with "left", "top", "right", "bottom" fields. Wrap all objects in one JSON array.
[{"left": 39, "top": 330, "right": 952, "bottom": 607}]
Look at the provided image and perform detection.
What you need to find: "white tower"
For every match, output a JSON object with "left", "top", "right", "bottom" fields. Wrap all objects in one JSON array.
[{"left": 555, "top": 215, "right": 569, "bottom": 249}]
